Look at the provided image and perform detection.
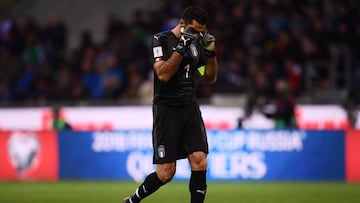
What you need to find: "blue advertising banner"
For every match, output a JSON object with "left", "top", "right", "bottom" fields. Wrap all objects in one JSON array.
[
  {"left": 58, "top": 130, "right": 345, "bottom": 181},
  {"left": 207, "top": 130, "right": 345, "bottom": 181}
]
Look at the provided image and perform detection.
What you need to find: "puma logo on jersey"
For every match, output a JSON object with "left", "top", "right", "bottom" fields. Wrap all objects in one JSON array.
[
  {"left": 181, "top": 36, "right": 191, "bottom": 46},
  {"left": 154, "top": 35, "right": 159, "bottom": 40}
]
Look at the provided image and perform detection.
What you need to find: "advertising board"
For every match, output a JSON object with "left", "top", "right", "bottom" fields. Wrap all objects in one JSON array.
[
  {"left": 58, "top": 130, "right": 345, "bottom": 181},
  {"left": 0, "top": 131, "right": 58, "bottom": 181},
  {"left": 0, "top": 105, "right": 352, "bottom": 130},
  {"left": 346, "top": 130, "right": 360, "bottom": 182}
]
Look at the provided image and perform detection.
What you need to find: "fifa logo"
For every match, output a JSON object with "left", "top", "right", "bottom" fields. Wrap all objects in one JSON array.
[{"left": 7, "top": 132, "right": 40, "bottom": 177}]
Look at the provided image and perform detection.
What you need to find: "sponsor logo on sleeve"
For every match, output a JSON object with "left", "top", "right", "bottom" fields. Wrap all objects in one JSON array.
[{"left": 153, "top": 46, "right": 163, "bottom": 58}]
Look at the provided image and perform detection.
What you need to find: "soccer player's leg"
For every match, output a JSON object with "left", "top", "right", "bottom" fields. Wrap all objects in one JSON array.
[
  {"left": 188, "top": 152, "right": 208, "bottom": 203},
  {"left": 123, "top": 104, "right": 180, "bottom": 203},
  {"left": 123, "top": 163, "right": 176, "bottom": 203},
  {"left": 122, "top": 168, "right": 166, "bottom": 203},
  {"left": 185, "top": 104, "right": 209, "bottom": 203}
]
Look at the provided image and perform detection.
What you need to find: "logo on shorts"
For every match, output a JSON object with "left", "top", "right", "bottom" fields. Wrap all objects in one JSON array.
[{"left": 157, "top": 145, "right": 165, "bottom": 158}]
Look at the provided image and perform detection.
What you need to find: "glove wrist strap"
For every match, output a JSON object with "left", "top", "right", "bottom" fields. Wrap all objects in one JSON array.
[
  {"left": 205, "top": 50, "right": 216, "bottom": 58},
  {"left": 175, "top": 43, "right": 187, "bottom": 55}
]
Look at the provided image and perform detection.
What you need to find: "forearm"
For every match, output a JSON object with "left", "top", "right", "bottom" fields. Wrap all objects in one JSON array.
[
  {"left": 154, "top": 52, "right": 183, "bottom": 82},
  {"left": 202, "top": 57, "right": 218, "bottom": 84}
]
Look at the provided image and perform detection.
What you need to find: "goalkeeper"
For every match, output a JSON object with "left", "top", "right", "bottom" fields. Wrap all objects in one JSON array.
[{"left": 123, "top": 6, "right": 218, "bottom": 203}]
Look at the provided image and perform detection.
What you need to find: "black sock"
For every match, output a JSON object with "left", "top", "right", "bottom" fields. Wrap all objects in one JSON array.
[
  {"left": 130, "top": 172, "right": 164, "bottom": 203},
  {"left": 189, "top": 170, "right": 207, "bottom": 203}
]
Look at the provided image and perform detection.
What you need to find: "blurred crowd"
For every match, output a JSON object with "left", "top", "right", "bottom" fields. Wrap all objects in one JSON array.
[{"left": 0, "top": 0, "right": 360, "bottom": 107}]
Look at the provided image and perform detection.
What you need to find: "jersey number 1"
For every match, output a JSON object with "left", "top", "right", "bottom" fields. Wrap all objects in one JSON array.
[{"left": 184, "top": 64, "right": 190, "bottom": 79}]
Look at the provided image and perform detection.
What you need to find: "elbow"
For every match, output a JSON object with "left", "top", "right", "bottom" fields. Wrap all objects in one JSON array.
[
  {"left": 210, "top": 78, "right": 217, "bottom": 84},
  {"left": 210, "top": 75, "right": 217, "bottom": 84},
  {"left": 204, "top": 75, "right": 217, "bottom": 84},
  {"left": 157, "top": 74, "right": 171, "bottom": 82},
  {"left": 208, "top": 79, "right": 217, "bottom": 84},
  {"left": 154, "top": 68, "right": 170, "bottom": 82}
]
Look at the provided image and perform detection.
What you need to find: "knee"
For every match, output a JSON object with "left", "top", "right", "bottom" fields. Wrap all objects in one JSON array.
[
  {"left": 156, "top": 164, "right": 176, "bottom": 183},
  {"left": 190, "top": 152, "right": 208, "bottom": 171}
]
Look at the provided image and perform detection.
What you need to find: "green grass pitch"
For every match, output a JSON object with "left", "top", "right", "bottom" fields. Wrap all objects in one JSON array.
[{"left": 0, "top": 181, "right": 359, "bottom": 203}]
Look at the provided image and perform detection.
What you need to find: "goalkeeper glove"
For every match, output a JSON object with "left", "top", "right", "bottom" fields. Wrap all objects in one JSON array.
[
  {"left": 176, "top": 26, "right": 198, "bottom": 55},
  {"left": 200, "top": 30, "right": 216, "bottom": 58}
]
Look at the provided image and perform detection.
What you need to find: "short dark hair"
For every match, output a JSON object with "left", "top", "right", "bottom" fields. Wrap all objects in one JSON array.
[{"left": 181, "top": 6, "right": 208, "bottom": 25}]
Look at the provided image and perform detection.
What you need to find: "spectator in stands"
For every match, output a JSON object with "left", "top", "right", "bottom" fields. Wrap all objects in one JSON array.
[
  {"left": 51, "top": 105, "right": 72, "bottom": 130},
  {"left": 264, "top": 79, "right": 297, "bottom": 128},
  {"left": 51, "top": 64, "right": 76, "bottom": 100},
  {"left": 42, "top": 16, "right": 67, "bottom": 69},
  {"left": 97, "top": 52, "right": 127, "bottom": 99},
  {"left": 0, "top": 79, "right": 12, "bottom": 102},
  {"left": 0, "top": 0, "right": 360, "bottom": 107},
  {"left": 246, "top": 63, "right": 274, "bottom": 117}
]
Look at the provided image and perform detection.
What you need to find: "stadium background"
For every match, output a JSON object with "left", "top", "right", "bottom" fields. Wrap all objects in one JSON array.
[{"left": 1, "top": 0, "right": 360, "bottom": 203}]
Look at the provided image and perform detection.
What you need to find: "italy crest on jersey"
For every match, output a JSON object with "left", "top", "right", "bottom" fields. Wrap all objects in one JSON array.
[{"left": 190, "top": 44, "right": 198, "bottom": 57}]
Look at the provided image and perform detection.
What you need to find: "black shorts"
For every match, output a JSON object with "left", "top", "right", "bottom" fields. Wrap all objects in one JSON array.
[{"left": 152, "top": 103, "right": 209, "bottom": 164}]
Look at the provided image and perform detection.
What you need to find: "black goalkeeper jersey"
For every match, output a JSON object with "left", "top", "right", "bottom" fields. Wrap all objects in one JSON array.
[{"left": 151, "top": 30, "right": 206, "bottom": 106}]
